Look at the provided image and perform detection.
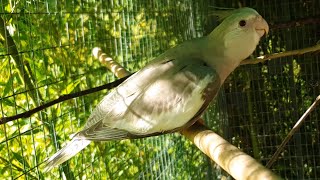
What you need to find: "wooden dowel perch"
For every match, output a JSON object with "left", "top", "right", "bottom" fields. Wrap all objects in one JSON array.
[
  {"left": 182, "top": 121, "right": 281, "bottom": 180},
  {"left": 92, "top": 47, "right": 130, "bottom": 77},
  {"left": 92, "top": 47, "right": 282, "bottom": 180}
]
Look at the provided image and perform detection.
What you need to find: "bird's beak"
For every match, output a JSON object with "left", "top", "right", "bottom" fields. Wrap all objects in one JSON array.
[{"left": 255, "top": 15, "right": 269, "bottom": 37}]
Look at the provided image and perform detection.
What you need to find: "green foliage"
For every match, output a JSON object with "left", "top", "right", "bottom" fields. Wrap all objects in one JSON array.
[
  {"left": 0, "top": 0, "right": 212, "bottom": 179},
  {"left": 0, "top": 0, "right": 319, "bottom": 179}
]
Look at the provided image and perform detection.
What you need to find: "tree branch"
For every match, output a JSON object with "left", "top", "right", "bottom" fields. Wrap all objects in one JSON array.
[
  {"left": 241, "top": 44, "right": 320, "bottom": 65},
  {"left": 266, "top": 95, "right": 320, "bottom": 168},
  {"left": 269, "top": 17, "right": 320, "bottom": 30},
  {"left": 0, "top": 76, "right": 130, "bottom": 124}
]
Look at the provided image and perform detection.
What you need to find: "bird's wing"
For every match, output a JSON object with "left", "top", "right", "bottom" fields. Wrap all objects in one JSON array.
[{"left": 80, "top": 57, "right": 221, "bottom": 141}]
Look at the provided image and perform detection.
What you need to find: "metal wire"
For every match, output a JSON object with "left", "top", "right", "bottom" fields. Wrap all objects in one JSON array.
[{"left": 0, "top": 0, "right": 319, "bottom": 179}]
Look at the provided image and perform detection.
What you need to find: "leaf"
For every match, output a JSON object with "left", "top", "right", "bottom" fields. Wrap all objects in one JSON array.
[
  {"left": 2, "top": 98, "right": 15, "bottom": 107},
  {"left": 11, "top": 151, "right": 30, "bottom": 169},
  {"left": 4, "top": 4, "right": 11, "bottom": 12},
  {"left": 61, "top": 78, "right": 82, "bottom": 95},
  {"left": 0, "top": 58, "right": 8, "bottom": 71},
  {"left": 0, "top": 165, "right": 9, "bottom": 174},
  {"left": 0, "top": 144, "right": 4, "bottom": 152},
  {"left": 21, "top": 128, "right": 42, "bottom": 136},
  {"left": 2, "top": 74, "right": 14, "bottom": 97}
]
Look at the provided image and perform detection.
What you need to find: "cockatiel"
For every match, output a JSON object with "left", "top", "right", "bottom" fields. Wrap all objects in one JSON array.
[{"left": 44, "top": 7, "right": 269, "bottom": 171}]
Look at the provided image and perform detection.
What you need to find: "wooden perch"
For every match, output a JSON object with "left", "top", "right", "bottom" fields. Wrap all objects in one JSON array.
[
  {"left": 92, "top": 47, "right": 281, "bottom": 180},
  {"left": 182, "top": 121, "right": 281, "bottom": 180},
  {"left": 92, "top": 47, "right": 130, "bottom": 78}
]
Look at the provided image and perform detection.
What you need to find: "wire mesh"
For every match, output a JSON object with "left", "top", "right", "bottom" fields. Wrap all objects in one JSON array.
[{"left": 0, "top": 0, "right": 319, "bottom": 179}]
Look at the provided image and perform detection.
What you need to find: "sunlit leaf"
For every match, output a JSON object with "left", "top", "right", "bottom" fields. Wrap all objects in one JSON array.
[
  {"left": 0, "top": 58, "right": 8, "bottom": 71},
  {"left": 61, "top": 78, "right": 82, "bottom": 95},
  {"left": 12, "top": 151, "right": 29, "bottom": 169},
  {"left": 2, "top": 74, "right": 14, "bottom": 97},
  {"left": 4, "top": 4, "right": 11, "bottom": 12},
  {"left": 21, "top": 128, "right": 42, "bottom": 136},
  {"left": 2, "top": 98, "right": 15, "bottom": 107}
]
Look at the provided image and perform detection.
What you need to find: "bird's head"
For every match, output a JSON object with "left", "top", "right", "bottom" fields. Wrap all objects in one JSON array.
[{"left": 209, "top": 7, "right": 269, "bottom": 62}]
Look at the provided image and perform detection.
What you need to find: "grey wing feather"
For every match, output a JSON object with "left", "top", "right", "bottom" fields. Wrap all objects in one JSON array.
[
  {"left": 80, "top": 121, "right": 129, "bottom": 141},
  {"left": 82, "top": 58, "right": 174, "bottom": 130}
]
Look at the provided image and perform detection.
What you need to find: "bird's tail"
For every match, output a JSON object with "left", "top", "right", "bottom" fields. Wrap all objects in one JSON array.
[{"left": 43, "top": 134, "right": 91, "bottom": 172}]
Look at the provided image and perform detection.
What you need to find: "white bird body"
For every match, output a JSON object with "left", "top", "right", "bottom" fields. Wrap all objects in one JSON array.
[{"left": 44, "top": 7, "right": 269, "bottom": 171}]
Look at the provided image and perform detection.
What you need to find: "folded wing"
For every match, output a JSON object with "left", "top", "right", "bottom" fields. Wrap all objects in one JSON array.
[{"left": 80, "top": 57, "right": 221, "bottom": 140}]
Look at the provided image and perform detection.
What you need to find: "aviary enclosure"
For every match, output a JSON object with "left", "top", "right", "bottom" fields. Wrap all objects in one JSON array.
[{"left": 0, "top": 0, "right": 319, "bottom": 179}]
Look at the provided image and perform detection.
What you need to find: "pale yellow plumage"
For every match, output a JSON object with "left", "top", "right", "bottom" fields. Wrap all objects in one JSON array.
[{"left": 44, "top": 7, "right": 269, "bottom": 172}]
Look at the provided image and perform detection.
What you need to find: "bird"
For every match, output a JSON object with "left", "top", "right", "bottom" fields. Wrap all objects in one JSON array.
[{"left": 44, "top": 7, "right": 269, "bottom": 171}]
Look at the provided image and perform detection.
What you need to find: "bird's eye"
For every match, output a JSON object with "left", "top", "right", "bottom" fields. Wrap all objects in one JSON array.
[{"left": 239, "top": 20, "right": 246, "bottom": 27}]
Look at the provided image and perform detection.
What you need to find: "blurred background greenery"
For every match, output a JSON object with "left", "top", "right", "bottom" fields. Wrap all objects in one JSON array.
[{"left": 0, "top": 0, "right": 319, "bottom": 179}]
